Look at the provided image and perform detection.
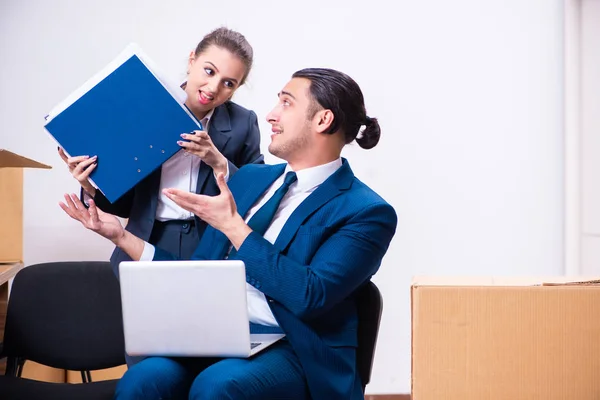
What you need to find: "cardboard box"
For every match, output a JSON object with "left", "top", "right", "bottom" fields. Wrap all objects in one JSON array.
[
  {"left": 411, "top": 276, "right": 600, "bottom": 400},
  {"left": 0, "top": 149, "right": 51, "bottom": 263}
]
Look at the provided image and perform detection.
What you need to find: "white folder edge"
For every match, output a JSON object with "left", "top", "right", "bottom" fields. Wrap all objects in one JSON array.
[{"left": 44, "top": 43, "right": 193, "bottom": 124}]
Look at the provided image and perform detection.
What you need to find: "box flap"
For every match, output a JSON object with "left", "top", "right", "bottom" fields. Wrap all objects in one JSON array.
[
  {"left": 0, "top": 149, "right": 52, "bottom": 169},
  {"left": 412, "top": 275, "right": 600, "bottom": 287}
]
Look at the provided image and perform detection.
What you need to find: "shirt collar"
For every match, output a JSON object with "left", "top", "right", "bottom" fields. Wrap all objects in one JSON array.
[
  {"left": 201, "top": 108, "right": 215, "bottom": 130},
  {"left": 285, "top": 158, "right": 343, "bottom": 192}
]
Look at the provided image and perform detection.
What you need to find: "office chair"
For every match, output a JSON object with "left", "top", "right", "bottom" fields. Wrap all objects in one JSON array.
[
  {"left": 355, "top": 281, "right": 384, "bottom": 393},
  {"left": 0, "top": 261, "right": 126, "bottom": 400}
]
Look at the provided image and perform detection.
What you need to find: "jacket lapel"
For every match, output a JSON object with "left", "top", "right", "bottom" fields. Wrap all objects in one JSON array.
[
  {"left": 195, "top": 105, "right": 232, "bottom": 194},
  {"left": 210, "top": 164, "right": 286, "bottom": 260},
  {"left": 273, "top": 159, "right": 354, "bottom": 252},
  {"left": 235, "top": 164, "right": 286, "bottom": 219}
]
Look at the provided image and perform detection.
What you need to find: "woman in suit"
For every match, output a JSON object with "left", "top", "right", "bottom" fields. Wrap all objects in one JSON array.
[{"left": 59, "top": 27, "right": 263, "bottom": 277}]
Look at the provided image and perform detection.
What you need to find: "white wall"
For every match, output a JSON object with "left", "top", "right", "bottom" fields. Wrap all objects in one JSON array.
[
  {"left": 0, "top": 0, "right": 565, "bottom": 394},
  {"left": 580, "top": 0, "right": 600, "bottom": 275}
]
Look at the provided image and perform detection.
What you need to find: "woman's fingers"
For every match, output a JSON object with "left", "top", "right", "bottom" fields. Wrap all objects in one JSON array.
[
  {"left": 87, "top": 199, "right": 101, "bottom": 226},
  {"left": 178, "top": 132, "right": 214, "bottom": 156},
  {"left": 77, "top": 162, "right": 97, "bottom": 180},
  {"left": 60, "top": 193, "right": 84, "bottom": 222},
  {"left": 67, "top": 155, "right": 91, "bottom": 168},
  {"left": 193, "top": 130, "right": 210, "bottom": 140},
  {"left": 69, "top": 193, "right": 88, "bottom": 211},
  {"left": 72, "top": 156, "right": 97, "bottom": 177},
  {"left": 59, "top": 196, "right": 76, "bottom": 219},
  {"left": 180, "top": 131, "right": 210, "bottom": 144},
  {"left": 58, "top": 147, "right": 69, "bottom": 162}
]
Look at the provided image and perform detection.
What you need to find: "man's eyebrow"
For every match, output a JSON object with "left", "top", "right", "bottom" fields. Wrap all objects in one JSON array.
[{"left": 278, "top": 90, "right": 296, "bottom": 100}]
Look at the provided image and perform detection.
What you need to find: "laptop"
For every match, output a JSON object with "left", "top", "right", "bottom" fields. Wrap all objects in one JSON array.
[{"left": 118, "top": 260, "right": 285, "bottom": 358}]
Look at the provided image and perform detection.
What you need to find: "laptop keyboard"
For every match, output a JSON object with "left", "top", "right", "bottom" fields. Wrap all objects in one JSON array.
[{"left": 250, "top": 342, "right": 261, "bottom": 349}]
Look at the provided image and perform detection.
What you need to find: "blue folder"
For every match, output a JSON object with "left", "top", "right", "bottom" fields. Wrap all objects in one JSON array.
[{"left": 45, "top": 53, "right": 201, "bottom": 203}]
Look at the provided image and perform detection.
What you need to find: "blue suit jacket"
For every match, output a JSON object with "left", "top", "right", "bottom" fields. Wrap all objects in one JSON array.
[
  {"left": 92, "top": 101, "right": 263, "bottom": 275},
  {"left": 154, "top": 160, "right": 397, "bottom": 399}
]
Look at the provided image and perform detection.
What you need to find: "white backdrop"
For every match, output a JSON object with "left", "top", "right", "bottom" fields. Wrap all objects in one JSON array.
[{"left": 0, "top": 0, "right": 565, "bottom": 394}]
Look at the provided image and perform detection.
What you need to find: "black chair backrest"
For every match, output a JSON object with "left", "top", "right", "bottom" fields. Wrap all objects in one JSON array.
[
  {"left": 355, "top": 281, "right": 383, "bottom": 391},
  {"left": 3, "top": 261, "right": 126, "bottom": 371}
]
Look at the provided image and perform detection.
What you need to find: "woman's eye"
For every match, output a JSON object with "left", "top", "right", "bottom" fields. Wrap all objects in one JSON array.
[
  {"left": 224, "top": 81, "right": 234, "bottom": 88},
  {"left": 204, "top": 68, "right": 214, "bottom": 76}
]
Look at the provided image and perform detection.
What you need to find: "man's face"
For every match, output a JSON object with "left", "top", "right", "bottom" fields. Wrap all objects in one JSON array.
[{"left": 266, "top": 77, "right": 316, "bottom": 162}]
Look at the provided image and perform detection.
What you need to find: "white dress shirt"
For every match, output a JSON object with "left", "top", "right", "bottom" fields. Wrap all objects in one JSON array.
[
  {"left": 142, "top": 158, "right": 343, "bottom": 326},
  {"left": 155, "top": 109, "right": 214, "bottom": 221}
]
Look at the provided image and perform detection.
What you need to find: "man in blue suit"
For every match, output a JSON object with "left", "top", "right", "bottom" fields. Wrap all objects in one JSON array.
[{"left": 61, "top": 67, "right": 397, "bottom": 399}]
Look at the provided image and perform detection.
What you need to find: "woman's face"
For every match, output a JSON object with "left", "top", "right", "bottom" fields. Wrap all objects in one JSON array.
[{"left": 185, "top": 45, "right": 246, "bottom": 119}]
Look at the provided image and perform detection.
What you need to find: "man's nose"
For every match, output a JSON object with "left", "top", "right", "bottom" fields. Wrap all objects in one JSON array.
[{"left": 266, "top": 107, "right": 279, "bottom": 123}]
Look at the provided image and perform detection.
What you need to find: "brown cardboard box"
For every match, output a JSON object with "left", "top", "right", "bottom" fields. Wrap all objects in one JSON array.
[
  {"left": 0, "top": 149, "right": 51, "bottom": 263},
  {"left": 411, "top": 276, "right": 600, "bottom": 400}
]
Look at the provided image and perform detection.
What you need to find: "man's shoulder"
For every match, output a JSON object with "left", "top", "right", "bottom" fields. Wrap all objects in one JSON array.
[
  {"left": 238, "top": 162, "right": 282, "bottom": 173},
  {"left": 230, "top": 162, "right": 286, "bottom": 186},
  {"left": 336, "top": 160, "right": 393, "bottom": 209},
  {"left": 348, "top": 177, "right": 390, "bottom": 205},
  {"left": 339, "top": 176, "right": 396, "bottom": 222}
]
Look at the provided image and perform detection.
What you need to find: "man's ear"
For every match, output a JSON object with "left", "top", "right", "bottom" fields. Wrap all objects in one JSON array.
[{"left": 314, "top": 109, "right": 334, "bottom": 134}]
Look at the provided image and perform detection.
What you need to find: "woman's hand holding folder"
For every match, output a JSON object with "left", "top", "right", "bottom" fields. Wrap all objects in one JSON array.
[
  {"left": 178, "top": 130, "right": 228, "bottom": 177},
  {"left": 58, "top": 147, "right": 97, "bottom": 197}
]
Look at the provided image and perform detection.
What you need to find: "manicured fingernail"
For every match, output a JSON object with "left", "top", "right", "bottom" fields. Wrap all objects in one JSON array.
[
  {"left": 180, "top": 134, "right": 186, "bottom": 138},
  {"left": 177, "top": 141, "right": 184, "bottom": 145}
]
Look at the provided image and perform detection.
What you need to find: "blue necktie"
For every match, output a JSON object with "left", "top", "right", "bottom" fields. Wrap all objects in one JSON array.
[{"left": 228, "top": 171, "right": 297, "bottom": 258}]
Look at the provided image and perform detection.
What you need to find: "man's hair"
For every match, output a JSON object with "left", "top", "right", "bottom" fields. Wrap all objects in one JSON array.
[{"left": 292, "top": 68, "right": 380, "bottom": 149}]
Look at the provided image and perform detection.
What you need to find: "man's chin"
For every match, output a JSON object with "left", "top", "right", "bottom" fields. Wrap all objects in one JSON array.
[{"left": 268, "top": 144, "right": 280, "bottom": 157}]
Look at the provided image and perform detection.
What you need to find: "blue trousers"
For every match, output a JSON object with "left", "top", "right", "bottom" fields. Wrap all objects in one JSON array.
[{"left": 115, "top": 341, "right": 310, "bottom": 400}]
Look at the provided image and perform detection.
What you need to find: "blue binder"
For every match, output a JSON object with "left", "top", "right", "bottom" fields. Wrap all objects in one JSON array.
[{"left": 45, "top": 49, "right": 201, "bottom": 203}]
